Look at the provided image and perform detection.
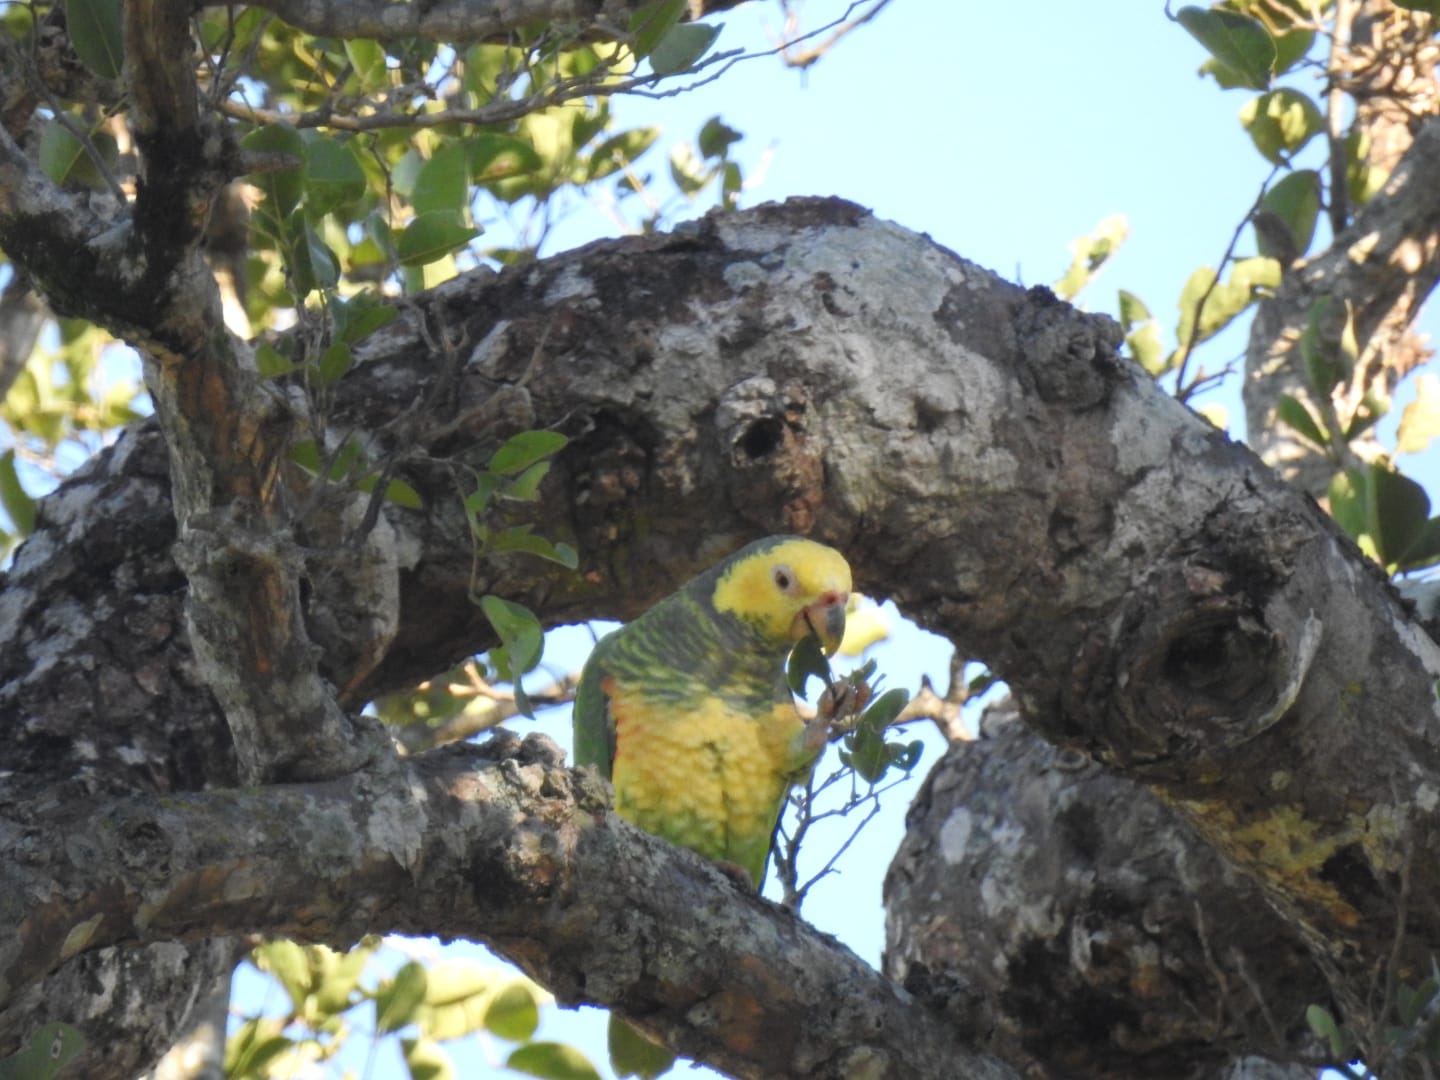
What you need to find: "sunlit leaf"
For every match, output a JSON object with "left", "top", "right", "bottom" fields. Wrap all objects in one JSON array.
[
  {"left": 1370, "top": 463, "right": 1431, "bottom": 568},
  {"left": 480, "top": 595, "right": 543, "bottom": 677},
  {"left": 608, "top": 1013, "right": 675, "bottom": 1079},
  {"left": 1239, "top": 89, "right": 1323, "bottom": 164},
  {"left": 488, "top": 430, "right": 569, "bottom": 475},
  {"left": 412, "top": 144, "right": 471, "bottom": 218},
  {"left": 649, "top": 22, "right": 720, "bottom": 76},
  {"left": 397, "top": 213, "right": 480, "bottom": 267},
  {"left": 1398, "top": 375, "right": 1440, "bottom": 455},
  {"left": 485, "top": 982, "right": 541, "bottom": 1042},
  {"left": 376, "top": 961, "right": 428, "bottom": 1034},
  {"left": 697, "top": 116, "right": 742, "bottom": 159},
  {"left": 0, "top": 450, "right": 36, "bottom": 536},
  {"left": 401, "top": 1036, "right": 456, "bottom": 1080},
  {"left": 1276, "top": 393, "right": 1329, "bottom": 450},
  {"left": 254, "top": 940, "right": 312, "bottom": 1014},
  {"left": 787, "top": 632, "right": 832, "bottom": 695},
  {"left": 344, "top": 38, "right": 389, "bottom": 92},
  {"left": 1175, "top": 6, "right": 1274, "bottom": 90},
  {"left": 629, "top": 0, "right": 687, "bottom": 60},
  {"left": 1255, "top": 169, "right": 1320, "bottom": 259},
  {"left": 508, "top": 1041, "right": 603, "bottom": 1080},
  {"left": 242, "top": 124, "right": 306, "bottom": 220},
  {"left": 304, "top": 136, "right": 367, "bottom": 217}
]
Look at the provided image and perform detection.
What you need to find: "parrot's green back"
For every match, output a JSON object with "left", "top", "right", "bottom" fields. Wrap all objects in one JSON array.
[
  {"left": 0, "top": 1023, "right": 86, "bottom": 1080},
  {"left": 572, "top": 536, "right": 851, "bottom": 887}
]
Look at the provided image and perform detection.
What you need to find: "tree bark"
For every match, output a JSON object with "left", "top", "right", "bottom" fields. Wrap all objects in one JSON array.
[{"left": 5, "top": 198, "right": 1440, "bottom": 1076}]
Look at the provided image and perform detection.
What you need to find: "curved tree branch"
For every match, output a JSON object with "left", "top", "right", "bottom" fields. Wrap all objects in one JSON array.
[
  {"left": 4, "top": 199, "right": 1440, "bottom": 1075},
  {"left": 1, "top": 731, "right": 1013, "bottom": 1080}
]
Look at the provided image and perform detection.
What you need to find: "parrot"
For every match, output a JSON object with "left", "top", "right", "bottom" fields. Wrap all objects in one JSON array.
[
  {"left": 0, "top": 1022, "right": 86, "bottom": 1080},
  {"left": 573, "top": 535, "right": 851, "bottom": 887}
]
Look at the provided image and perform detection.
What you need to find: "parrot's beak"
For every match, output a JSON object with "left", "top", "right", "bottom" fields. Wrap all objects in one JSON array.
[{"left": 797, "top": 591, "right": 848, "bottom": 656}]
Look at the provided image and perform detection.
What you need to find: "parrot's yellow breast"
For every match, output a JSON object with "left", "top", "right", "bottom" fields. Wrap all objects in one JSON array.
[{"left": 605, "top": 679, "right": 810, "bottom": 884}]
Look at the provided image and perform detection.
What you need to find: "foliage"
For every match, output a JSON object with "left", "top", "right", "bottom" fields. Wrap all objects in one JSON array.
[{"left": 229, "top": 940, "right": 589, "bottom": 1080}]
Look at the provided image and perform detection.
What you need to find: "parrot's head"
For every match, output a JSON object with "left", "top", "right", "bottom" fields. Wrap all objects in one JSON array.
[{"left": 709, "top": 536, "right": 851, "bottom": 655}]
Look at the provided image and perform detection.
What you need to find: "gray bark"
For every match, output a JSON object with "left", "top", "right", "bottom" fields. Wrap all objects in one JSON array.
[{"left": 3, "top": 199, "right": 1439, "bottom": 1076}]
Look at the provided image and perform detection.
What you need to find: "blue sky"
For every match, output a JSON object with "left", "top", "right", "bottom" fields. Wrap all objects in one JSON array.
[{"left": 230, "top": 5, "right": 1408, "bottom": 1078}]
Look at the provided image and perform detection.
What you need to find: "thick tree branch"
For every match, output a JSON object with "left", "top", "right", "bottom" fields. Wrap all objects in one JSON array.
[
  {"left": 7, "top": 199, "right": 1440, "bottom": 1073},
  {"left": 223, "top": 0, "right": 747, "bottom": 43},
  {"left": 1, "top": 731, "right": 1014, "bottom": 1080}
]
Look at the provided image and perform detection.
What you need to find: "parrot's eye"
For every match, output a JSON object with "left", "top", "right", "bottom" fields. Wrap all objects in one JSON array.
[{"left": 772, "top": 564, "right": 795, "bottom": 592}]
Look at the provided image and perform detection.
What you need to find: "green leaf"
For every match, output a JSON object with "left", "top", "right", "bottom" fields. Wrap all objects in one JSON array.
[
  {"left": 697, "top": 116, "right": 742, "bottom": 159},
  {"left": 1394, "top": 0, "right": 1440, "bottom": 13},
  {"left": 0, "top": 450, "right": 35, "bottom": 536},
  {"left": 1399, "top": 374, "right": 1440, "bottom": 455},
  {"left": 608, "top": 1014, "right": 676, "bottom": 1079},
  {"left": 344, "top": 38, "right": 389, "bottom": 92},
  {"left": 861, "top": 687, "right": 910, "bottom": 731},
  {"left": 376, "top": 961, "right": 429, "bottom": 1034},
  {"left": 466, "top": 472, "right": 502, "bottom": 518},
  {"left": 1300, "top": 297, "right": 1357, "bottom": 396},
  {"left": 1306, "top": 1003, "right": 1347, "bottom": 1058},
  {"left": 787, "top": 632, "right": 832, "bottom": 695},
  {"left": 1271, "top": 26, "right": 1315, "bottom": 75},
  {"left": 480, "top": 595, "right": 544, "bottom": 678},
  {"left": 254, "top": 940, "right": 312, "bottom": 1013},
  {"left": 1175, "top": 6, "right": 1274, "bottom": 90},
  {"left": 1239, "top": 89, "right": 1323, "bottom": 164},
  {"left": 648, "top": 21, "right": 721, "bottom": 76},
  {"left": 1116, "top": 289, "right": 1151, "bottom": 331},
  {"left": 488, "top": 430, "right": 569, "bottom": 475},
  {"left": 1327, "top": 468, "right": 1367, "bottom": 541},
  {"left": 331, "top": 293, "right": 399, "bottom": 345},
  {"left": 397, "top": 212, "right": 480, "bottom": 267},
  {"left": 66, "top": 0, "right": 123, "bottom": 79},
  {"left": 1342, "top": 129, "right": 1388, "bottom": 207},
  {"left": 413, "top": 144, "right": 471, "bottom": 218},
  {"left": 485, "top": 982, "right": 541, "bottom": 1042},
  {"left": 1256, "top": 169, "right": 1320, "bottom": 259},
  {"left": 1275, "top": 393, "right": 1329, "bottom": 450},
  {"left": 488, "top": 526, "right": 579, "bottom": 568},
  {"left": 586, "top": 127, "right": 662, "bottom": 182},
  {"left": 508, "top": 1041, "right": 603, "bottom": 1080},
  {"left": 242, "top": 125, "right": 306, "bottom": 220},
  {"left": 302, "top": 221, "right": 340, "bottom": 291},
  {"left": 503, "top": 461, "right": 552, "bottom": 501},
  {"left": 312, "top": 341, "right": 352, "bottom": 385},
  {"left": 1398, "top": 518, "right": 1440, "bottom": 573},
  {"left": 629, "top": 0, "right": 687, "bottom": 60},
  {"left": 401, "top": 1036, "right": 456, "bottom": 1080},
  {"left": 304, "top": 137, "right": 367, "bottom": 217},
  {"left": 1370, "top": 463, "right": 1431, "bottom": 568},
  {"left": 358, "top": 475, "right": 424, "bottom": 510},
  {"left": 255, "top": 344, "right": 298, "bottom": 379},
  {"left": 1053, "top": 215, "right": 1127, "bottom": 301},
  {"left": 223, "top": 1019, "right": 293, "bottom": 1079},
  {"left": 38, "top": 121, "right": 88, "bottom": 185},
  {"left": 469, "top": 133, "right": 544, "bottom": 183},
  {"left": 1126, "top": 321, "right": 1165, "bottom": 376}
]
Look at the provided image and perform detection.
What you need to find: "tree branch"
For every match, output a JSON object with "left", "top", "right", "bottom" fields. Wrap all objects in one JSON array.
[
  {"left": 221, "top": 0, "right": 748, "bottom": 43},
  {"left": 1, "top": 731, "right": 1015, "bottom": 1080}
]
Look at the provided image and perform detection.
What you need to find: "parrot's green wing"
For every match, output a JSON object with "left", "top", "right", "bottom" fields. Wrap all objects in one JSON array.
[
  {"left": 0, "top": 1022, "right": 86, "bottom": 1080},
  {"left": 572, "top": 628, "right": 619, "bottom": 778}
]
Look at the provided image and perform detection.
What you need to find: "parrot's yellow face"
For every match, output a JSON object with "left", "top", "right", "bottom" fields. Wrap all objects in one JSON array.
[{"left": 710, "top": 538, "right": 851, "bottom": 655}]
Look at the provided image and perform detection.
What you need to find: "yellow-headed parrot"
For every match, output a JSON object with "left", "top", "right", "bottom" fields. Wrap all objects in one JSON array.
[{"left": 573, "top": 535, "right": 851, "bottom": 887}]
